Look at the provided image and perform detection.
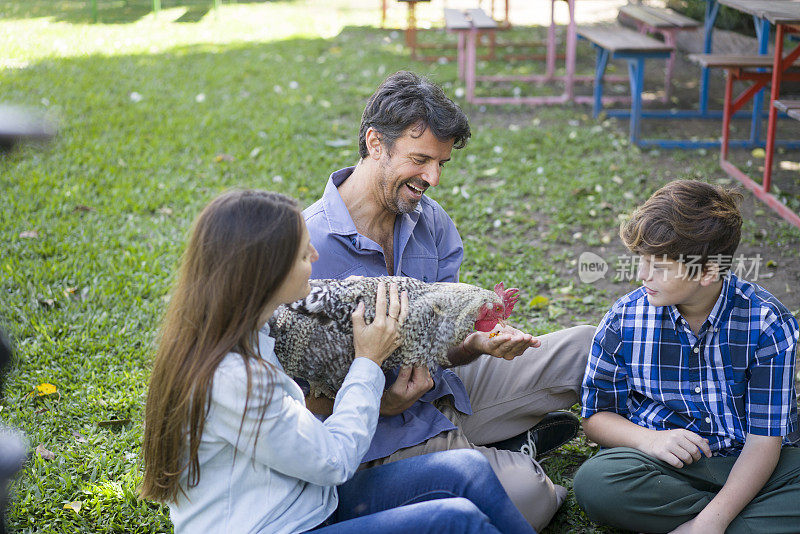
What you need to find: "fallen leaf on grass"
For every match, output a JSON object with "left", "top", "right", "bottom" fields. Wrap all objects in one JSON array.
[
  {"left": 156, "top": 206, "right": 173, "bottom": 216},
  {"left": 73, "top": 205, "right": 95, "bottom": 213},
  {"left": 528, "top": 295, "right": 550, "bottom": 310},
  {"left": 324, "top": 139, "right": 350, "bottom": 148},
  {"left": 557, "top": 284, "right": 574, "bottom": 295},
  {"left": 214, "top": 153, "right": 235, "bottom": 163},
  {"left": 547, "top": 304, "right": 567, "bottom": 319},
  {"left": 36, "top": 383, "right": 57, "bottom": 396},
  {"left": 38, "top": 298, "right": 56, "bottom": 308},
  {"left": 63, "top": 287, "right": 84, "bottom": 301},
  {"left": 63, "top": 501, "right": 82, "bottom": 514},
  {"left": 36, "top": 444, "right": 55, "bottom": 460},
  {"left": 19, "top": 230, "right": 39, "bottom": 239},
  {"left": 72, "top": 432, "right": 87, "bottom": 444}
]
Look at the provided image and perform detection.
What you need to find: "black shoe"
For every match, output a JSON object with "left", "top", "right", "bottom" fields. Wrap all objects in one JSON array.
[{"left": 487, "top": 411, "right": 580, "bottom": 460}]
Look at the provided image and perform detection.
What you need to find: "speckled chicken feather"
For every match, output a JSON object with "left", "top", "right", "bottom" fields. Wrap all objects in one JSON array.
[{"left": 268, "top": 276, "right": 501, "bottom": 398}]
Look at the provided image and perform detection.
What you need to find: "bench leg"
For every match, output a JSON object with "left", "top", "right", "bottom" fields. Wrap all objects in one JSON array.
[
  {"left": 627, "top": 58, "right": 646, "bottom": 146},
  {"left": 763, "top": 25, "right": 784, "bottom": 194},
  {"left": 750, "top": 17, "right": 771, "bottom": 146},
  {"left": 466, "top": 29, "right": 478, "bottom": 104},
  {"left": 546, "top": 0, "right": 557, "bottom": 79},
  {"left": 721, "top": 71, "right": 734, "bottom": 161},
  {"left": 700, "top": 0, "right": 720, "bottom": 115},
  {"left": 661, "top": 30, "right": 677, "bottom": 104},
  {"left": 592, "top": 47, "right": 610, "bottom": 118},
  {"left": 457, "top": 32, "right": 466, "bottom": 80},
  {"left": 406, "top": 1, "right": 418, "bottom": 59},
  {"left": 565, "top": 0, "right": 577, "bottom": 100}
]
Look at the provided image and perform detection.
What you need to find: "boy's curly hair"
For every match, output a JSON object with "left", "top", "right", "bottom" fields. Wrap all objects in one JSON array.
[{"left": 621, "top": 180, "right": 743, "bottom": 273}]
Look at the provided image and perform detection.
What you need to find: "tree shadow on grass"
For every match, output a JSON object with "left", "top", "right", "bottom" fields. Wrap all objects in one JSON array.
[
  {"left": 0, "top": 0, "right": 289, "bottom": 25},
  {"left": 174, "top": 5, "right": 210, "bottom": 22}
]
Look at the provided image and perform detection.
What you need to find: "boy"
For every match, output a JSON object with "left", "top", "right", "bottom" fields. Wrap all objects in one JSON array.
[{"left": 574, "top": 180, "right": 800, "bottom": 533}]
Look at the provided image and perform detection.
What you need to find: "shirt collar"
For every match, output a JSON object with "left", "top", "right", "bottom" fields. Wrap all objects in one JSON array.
[
  {"left": 668, "top": 272, "right": 732, "bottom": 333},
  {"left": 321, "top": 167, "right": 360, "bottom": 236},
  {"left": 320, "top": 166, "right": 424, "bottom": 237}
]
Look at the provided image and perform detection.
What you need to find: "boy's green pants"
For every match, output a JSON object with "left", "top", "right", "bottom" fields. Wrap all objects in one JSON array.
[{"left": 573, "top": 446, "right": 800, "bottom": 533}]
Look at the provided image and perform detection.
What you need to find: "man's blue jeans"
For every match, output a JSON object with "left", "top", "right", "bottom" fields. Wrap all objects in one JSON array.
[{"left": 314, "top": 449, "right": 536, "bottom": 534}]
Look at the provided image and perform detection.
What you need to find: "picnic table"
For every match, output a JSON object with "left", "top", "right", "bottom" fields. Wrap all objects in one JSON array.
[
  {"left": 466, "top": 0, "right": 597, "bottom": 106},
  {"left": 713, "top": 0, "right": 800, "bottom": 229},
  {"left": 618, "top": 4, "right": 700, "bottom": 103}
]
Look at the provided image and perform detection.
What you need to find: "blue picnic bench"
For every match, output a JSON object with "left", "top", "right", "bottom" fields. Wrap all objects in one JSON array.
[{"left": 577, "top": 25, "right": 672, "bottom": 147}]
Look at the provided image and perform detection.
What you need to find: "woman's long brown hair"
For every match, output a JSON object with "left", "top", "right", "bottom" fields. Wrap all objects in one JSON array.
[{"left": 139, "top": 189, "right": 303, "bottom": 503}]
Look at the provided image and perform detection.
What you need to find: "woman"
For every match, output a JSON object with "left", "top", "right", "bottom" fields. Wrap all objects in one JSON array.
[{"left": 140, "top": 189, "right": 535, "bottom": 534}]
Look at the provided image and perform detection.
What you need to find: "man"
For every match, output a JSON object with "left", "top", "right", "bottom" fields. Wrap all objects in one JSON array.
[{"left": 303, "top": 71, "right": 594, "bottom": 531}]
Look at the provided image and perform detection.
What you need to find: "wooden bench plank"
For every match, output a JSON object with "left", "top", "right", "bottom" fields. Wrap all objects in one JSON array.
[
  {"left": 641, "top": 6, "right": 700, "bottom": 28},
  {"left": 619, "top": 5, "right": 700, "bottom": 29},
  {"left": 444, "top": 8, "right": 471, "bottom": 30},
  {"left": 465, "top": 8, "right": 498, "bottom": 30},
  {"left": 774, "top": 99, "right": 800, "bottom": 111},
  {"left": 774, "top": 100, "right": 800, "bottom": 121},
  {"left": 619, "top": 5, "right": 671, "bottom": 29},
  {"left": 577, "top": 25, "right": 672, "bottom": 54},
  {"left": 689, "top": 54, "right": 787, "bottom": 68}
]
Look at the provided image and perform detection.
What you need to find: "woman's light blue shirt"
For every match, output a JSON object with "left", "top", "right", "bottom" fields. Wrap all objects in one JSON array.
[{"left": 169, "top": 325, "right": 385, "bottom": 534}]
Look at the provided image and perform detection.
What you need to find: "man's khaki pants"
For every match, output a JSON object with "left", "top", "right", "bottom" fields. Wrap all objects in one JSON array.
[{"left": 361, "top": 325, "right": 595, "bottom": 532}]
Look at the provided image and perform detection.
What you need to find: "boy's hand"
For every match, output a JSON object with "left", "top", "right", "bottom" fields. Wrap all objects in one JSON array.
[{"left": 643, "top": 428, "right": 712, "bottom": 468}]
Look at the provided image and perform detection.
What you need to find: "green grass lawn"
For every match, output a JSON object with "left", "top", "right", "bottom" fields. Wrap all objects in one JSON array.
[{"left": 2, "top": 1, "right": 799, "bottom": 532}]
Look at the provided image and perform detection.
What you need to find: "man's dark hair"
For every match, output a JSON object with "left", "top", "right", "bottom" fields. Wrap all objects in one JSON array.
[
  {"left": 358, "top": 71, "right": 471, "bottom": 158},
  {"left": 621, "top": 180, "right": 743, "bottom": 273}
]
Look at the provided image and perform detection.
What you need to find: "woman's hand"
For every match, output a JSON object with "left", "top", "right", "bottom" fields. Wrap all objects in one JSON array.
[{"left": 351, "top": 282, "right": 409, "bottom": 366}]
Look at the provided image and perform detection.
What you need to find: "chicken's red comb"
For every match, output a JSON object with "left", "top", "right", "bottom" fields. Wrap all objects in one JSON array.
[{"left": 493, "top": 282, "right": 520, "bottom": 319}]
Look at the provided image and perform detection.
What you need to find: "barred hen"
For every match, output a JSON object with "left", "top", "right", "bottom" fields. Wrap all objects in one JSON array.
[{"left": 268, "top": 276, "right": 519, "bottom": 398}]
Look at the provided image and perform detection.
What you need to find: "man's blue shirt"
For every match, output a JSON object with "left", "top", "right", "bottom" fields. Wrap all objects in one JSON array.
[
  {"left": 304, "top": 166, "right": 472, "bottom": 462},
  {"left": 582, "top": 273, "right": 800, "bottom": 455}
]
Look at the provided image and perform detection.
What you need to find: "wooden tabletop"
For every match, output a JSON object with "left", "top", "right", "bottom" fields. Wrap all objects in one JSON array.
[
  {"left": 577, "top": 25, "right": 673, "bottom": 54},
  {"left": 688, "top": 53, "right": 800, "bottom": 68},
  {"left": 718, "top": 0, "right": 800, "bottom": 24},
  {"left": 619, "top": 5, "right": 700, "bottom": 29}
]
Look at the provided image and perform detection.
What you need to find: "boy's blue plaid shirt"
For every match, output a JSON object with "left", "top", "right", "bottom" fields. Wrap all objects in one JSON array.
[{"left": 582, "top": 273, "right": 800, "bottom": 455}]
